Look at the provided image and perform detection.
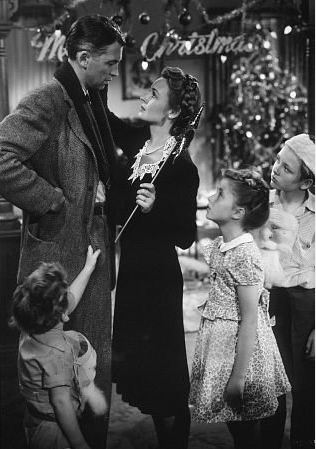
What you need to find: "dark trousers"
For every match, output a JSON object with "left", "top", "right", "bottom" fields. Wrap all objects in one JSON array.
[{"left": 267, "top": 287, "right": 315, "bottom": 444}]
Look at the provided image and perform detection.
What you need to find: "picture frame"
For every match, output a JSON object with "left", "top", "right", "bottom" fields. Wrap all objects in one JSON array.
[{"left": 121, "top": 51, "right": 163, "bottom": 100}]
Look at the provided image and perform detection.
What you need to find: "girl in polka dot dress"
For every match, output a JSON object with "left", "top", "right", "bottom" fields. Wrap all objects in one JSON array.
[{"left": 190, "top": 168, "right": 290, "bottom": 449}]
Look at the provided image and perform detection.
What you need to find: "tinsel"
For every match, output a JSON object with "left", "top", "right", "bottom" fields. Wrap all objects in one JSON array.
[{"left": 192, "top": 0, "right": 263, "bottom": 26}]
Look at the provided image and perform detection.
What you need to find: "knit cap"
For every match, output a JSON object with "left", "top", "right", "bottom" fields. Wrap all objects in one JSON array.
[{"left": 285, "top": 134, "right": 315, "bottom": 175}]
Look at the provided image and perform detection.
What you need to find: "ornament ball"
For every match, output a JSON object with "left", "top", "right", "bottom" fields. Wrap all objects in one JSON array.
[
  {"left": 179, "top": 9, "right": 192, "bottom": 26},
  {"left": 139, "top": 12, "right": 150, "bottom": 25},
  {"left": 112, "top": 15, "right": 123, "bottom": 26},
  {"left": 125, "top": 35, "right": 136, "bottom": 48}
]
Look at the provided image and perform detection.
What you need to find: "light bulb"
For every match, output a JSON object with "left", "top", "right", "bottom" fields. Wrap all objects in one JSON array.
[
  {"left": 141, "top": 60, "right": 149, "bottom": 71},
  {"left": 270, "top": 31, "right": 277, "bottom": 39},
  {"left": 184, "top": 40, "right": 192, "bottom": 51},
  {"left": 256, "top": 23, "right": 262, "bottom": 30},
  {"left": 263, "top": 40, "right": 271, "bottom": 49},
  {"left": 220, "top": 55, "right": 227, "bottom": 63},
  {"left": 255, "top": 115, "right": 261, "bottom": 121},
  {"left": 54, "top": 29, "right": 62, "bottom": 37},
  {"left": 290, "top": 91, "right": 296, "bottom": 99},
  {"left": 284, "top": 25, "right": 292, "bottom": 35},
  {"left": 246, "top": 131, "right": 253, "bottom": 138}
]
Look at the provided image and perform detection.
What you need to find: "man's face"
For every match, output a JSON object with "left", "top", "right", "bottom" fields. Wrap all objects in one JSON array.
[
  {"left": 85, "top": 41, "right": 122, "bottom": 90},
  {"left": 270, "top": 145, "right": 303, "bottom": 192}
]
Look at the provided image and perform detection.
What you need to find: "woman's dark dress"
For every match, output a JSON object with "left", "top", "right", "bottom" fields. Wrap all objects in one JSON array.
[{"left": 111, "top": 138, "right": 199, "bottom": 416}]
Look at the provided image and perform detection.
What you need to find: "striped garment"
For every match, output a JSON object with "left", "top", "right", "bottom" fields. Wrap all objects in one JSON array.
[{"left": 269, "top": 189, "right": 315, "bottom": 288}]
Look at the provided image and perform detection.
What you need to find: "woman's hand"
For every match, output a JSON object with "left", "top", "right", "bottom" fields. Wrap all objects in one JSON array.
[
  {"left": 84, "top": 245, "right": 101, "bottom": 274},
  {"left": 136, "top": 183, "right": 156, "bottom": 213},
  {"left": 305, "top": 329, "right": 315, "bottom": 361},
  {"left": 224, "top": 375, "right": 245, "bottom": 412}
]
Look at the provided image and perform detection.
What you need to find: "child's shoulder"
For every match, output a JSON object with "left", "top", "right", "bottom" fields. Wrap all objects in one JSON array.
[
  {"left": 202, "top": 237, "right": 222, "bottom": 264},
  {"left": 231, "top": 240, "right": 263, "bottom": 270}
]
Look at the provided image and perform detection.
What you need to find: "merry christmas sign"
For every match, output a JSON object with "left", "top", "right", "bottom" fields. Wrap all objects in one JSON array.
[{"left": 31, "top": 28, "right": 252, "bottom": 62}]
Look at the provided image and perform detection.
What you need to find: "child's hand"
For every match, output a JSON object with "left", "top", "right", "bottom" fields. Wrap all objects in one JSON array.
[
  {"left": 224, "top": 376, "right": 245, "bottom": 412},
  {"left": 84, "top": 245, "right": 101, "bottom": 273},
  {"left": 136, "top": 183, "right": 155, "bottom": 213},
  {"left": 305, "top": 329, "right": 315, "bottom": 361}
]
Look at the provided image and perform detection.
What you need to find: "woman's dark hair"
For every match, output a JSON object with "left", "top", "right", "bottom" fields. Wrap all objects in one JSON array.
[
  {"left": 9, "top": 263, "right": 69, "bottom": 334},
  {"left": 222, "top": 168, "right": 270, "bottom": 231},
  {"left": 161, "top": 66, "right": 201, "bottom": 138},
  {"left": 66, "top": 15, "right": 125, "bottom": 60}
]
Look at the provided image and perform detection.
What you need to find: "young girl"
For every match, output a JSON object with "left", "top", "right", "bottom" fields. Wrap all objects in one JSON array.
[
  {"left": 268, "top": 134, "right": 315, "bottom": 449},
  {"left": 10, "top": 246, "right": 105, "bottom": 449},
  {"left": 190, "top": 168, "right": 291, "bottom": 449}
]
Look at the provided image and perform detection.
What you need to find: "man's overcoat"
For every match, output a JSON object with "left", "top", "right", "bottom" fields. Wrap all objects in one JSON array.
[{"left": 0, "top": 79, "right": 114, "bottom": 407}]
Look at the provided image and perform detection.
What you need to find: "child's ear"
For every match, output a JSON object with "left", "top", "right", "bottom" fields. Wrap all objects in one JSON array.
[
  {"left": 232, "top": 206, "right": 245, "bottom": 221},
  {"left": 299, "top": 178, "right": 313, "bottom": 191}
]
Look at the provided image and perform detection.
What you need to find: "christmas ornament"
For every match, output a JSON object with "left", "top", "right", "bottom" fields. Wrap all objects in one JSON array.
[
  {"left": 139, "top": 12, "right": 150, "bottom": 25},
  {"left": 112, "top": 15, "right": 123, "bottom": 26},
  {"left": 178, "top": 8, "right": 192, "bottom": 26},
  {"left": 125, "top": 34, "right": 136, "bottom": 48}
]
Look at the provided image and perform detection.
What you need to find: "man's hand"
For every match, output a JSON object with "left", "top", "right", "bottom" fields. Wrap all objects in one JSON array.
[
  {"left": 50, "top": 187, "right": 65, "bottom": 212},
  {"left": 305, "top": 329, "right": 315, "bottom": 361},
  {"left": 224, "top": 375, "right": 245, "bottom": 412},
  {"left": 136, "top": 183, "right": 155, "bottom": 213}
]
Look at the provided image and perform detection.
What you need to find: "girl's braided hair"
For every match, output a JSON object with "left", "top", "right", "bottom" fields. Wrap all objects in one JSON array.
[
  {"left": 161, "top": 66, "right": 201, "bottom": 138},
  {"left": 223, "top": 168, "right": 270, "bottom": 231},
  {"left": 9, "top": 263, "right": 69, "bottom": 334}
]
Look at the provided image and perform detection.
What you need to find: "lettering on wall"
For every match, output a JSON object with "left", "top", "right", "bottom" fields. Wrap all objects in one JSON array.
[
  {"left": 31, "top": 29, "right": 252, "bottom": 63},
  {"left": 140, "top": 30, "right": 253, "bottom": 61}
]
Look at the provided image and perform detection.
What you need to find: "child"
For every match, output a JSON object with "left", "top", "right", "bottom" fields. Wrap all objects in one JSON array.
[
  {"left": 190, "top": 168, "right": 291, "bottom": 449},
  {"left": 268, "top": 134, "right": 315, "bottom": 449},
  {"left": 10, "top": 246, "right": 105, "bottom": 449}
]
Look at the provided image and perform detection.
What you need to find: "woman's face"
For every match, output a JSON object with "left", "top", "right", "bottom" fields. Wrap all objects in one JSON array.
[{"left": 138, "top": 77, "right": 171, "bottom": 125}]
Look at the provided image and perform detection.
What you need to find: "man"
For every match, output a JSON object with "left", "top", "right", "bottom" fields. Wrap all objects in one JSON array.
[{"left": 0, "top": 14, "right": 154, "bottom": 448}]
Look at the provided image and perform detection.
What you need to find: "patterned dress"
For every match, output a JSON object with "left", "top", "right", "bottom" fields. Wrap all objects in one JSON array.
[{"left": 190, "top": 233, "right": 291, "bottom": 423}]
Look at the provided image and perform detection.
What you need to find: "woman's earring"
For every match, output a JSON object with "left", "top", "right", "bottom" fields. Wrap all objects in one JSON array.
[{"left": 62, "top": 313, "right": 70, "bottom": 323}]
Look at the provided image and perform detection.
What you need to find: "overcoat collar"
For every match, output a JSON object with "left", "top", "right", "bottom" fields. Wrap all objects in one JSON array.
[{"left": 54, "top": 61, "right": 117, "bottom": 185}]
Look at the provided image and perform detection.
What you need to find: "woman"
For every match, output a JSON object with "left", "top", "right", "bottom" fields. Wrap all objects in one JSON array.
[{"left": 111, "top": 67, "right": 201, "bottom": 449}]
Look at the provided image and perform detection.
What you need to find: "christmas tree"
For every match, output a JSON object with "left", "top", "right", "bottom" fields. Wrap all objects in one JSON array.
[{"left": 211, "top": 26, "right": 308, "bottom": 181}]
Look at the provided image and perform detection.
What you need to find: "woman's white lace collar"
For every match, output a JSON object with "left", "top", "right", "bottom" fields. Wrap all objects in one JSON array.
[{"left": 128, "top": 136, "right": 177, "bottom": 183}]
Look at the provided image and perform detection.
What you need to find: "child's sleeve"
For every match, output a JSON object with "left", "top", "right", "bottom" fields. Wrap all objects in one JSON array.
[
  {"left": 42, "top": 349, "right": 74, "bottom": 389},
  {"left": 229, "top": 246, "right": 263, "bottom": 286}
]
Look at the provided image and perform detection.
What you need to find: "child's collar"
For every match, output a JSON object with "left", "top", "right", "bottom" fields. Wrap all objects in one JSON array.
[
  {"left": 219, "top": 233, "right": 253, "bottom": 252},
  {"left": 270, "top": 189, "right": 315, "bottom": 213}
]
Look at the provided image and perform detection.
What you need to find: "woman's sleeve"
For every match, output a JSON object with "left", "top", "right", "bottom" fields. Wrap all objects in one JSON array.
[
  {"left": 147, "top": 155, "right": 200, "bottom": 249},
  {"left": 100, "top": 87, "right": 150, "bottom": 159}
]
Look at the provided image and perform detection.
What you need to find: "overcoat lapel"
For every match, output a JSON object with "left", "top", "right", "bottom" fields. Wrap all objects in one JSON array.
[
  {"left": 54, "top": 61, "right": 113, "bottom": 186},
  {"left": 67, "top": 107, "right": 95, "bottom": 154}
]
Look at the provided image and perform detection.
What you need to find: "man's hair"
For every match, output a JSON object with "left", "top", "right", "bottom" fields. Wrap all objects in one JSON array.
[{"left": 65, "top": 15, "right": 125, "bottom": 60}]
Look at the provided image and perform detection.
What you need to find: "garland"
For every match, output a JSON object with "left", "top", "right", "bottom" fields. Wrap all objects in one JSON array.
[{"left": 191, "top": 0, "right": 263, "bottom": 26}]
